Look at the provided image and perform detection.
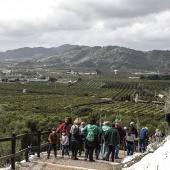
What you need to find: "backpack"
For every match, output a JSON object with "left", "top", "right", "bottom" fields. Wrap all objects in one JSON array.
[
  {"left": 86, "top": 125, "right": 96, "bottom": 142},
  {"left": 72, "top": 125, "right": 80, "bottom": 138}
]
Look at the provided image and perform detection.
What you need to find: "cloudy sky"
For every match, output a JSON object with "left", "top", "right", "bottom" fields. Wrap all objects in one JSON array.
[{"left": 0, "top": 0, "right": 170, "bottom": 52}]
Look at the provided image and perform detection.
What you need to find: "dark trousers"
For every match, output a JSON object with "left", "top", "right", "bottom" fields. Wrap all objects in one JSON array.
[
  {"left": 85, "top": 147, "right": 94, "bottom": 160},
  {"left": 139, "top": 139, "right": 146, "bottom": 153},
  {"left": 126, "top": 142, "right": 134, "bottom": 156},
  {"left": 106, "top": 145, "right": 115, "bottom": 162},
  {"left": 47, "top": 144, "right": 57, "bottom": 157},
  {"left": 71, "top": 147, "right": 78, "bottom": 159}
]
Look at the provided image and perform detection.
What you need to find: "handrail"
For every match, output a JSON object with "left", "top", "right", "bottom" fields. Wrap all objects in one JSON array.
[{"left": 0, "top": 130, "right": 51, "bottom": 170}]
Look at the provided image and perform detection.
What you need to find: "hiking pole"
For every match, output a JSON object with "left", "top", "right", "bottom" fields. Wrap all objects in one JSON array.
[{"left": 60, "top": 129, "right": 62, "bottom": 157}]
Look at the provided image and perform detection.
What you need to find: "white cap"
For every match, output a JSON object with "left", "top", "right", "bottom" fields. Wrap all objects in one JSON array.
[
  {"left": 103, "top": 121, "right": 110, "bottom": 125},
  {"left": 130, "top": 122, "right": 135, "bottom": 125}
]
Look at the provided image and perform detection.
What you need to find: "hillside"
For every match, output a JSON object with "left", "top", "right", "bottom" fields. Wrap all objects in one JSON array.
[
  {"left": 0, "top": 45, "right": 170, "bottom": 70},
  {"left": 0, "top": 44, "right": 77, "bottom": 60}
]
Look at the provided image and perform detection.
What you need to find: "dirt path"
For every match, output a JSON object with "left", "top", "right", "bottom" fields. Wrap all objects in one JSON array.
[{"left": 16, "top": 150, "right": 126, "bottom": 170}]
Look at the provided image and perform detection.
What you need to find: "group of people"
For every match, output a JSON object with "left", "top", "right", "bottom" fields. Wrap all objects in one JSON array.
[{"left": 47, "top": 116, "right": 161, "bottom": 162}]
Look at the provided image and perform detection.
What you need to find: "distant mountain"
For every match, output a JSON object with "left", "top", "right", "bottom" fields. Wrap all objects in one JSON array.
[
  {"left": 1, "top": 45, "right": 170, "bottom": 70},
  {"left": 0, "top": 44, "right": 77, "bottom": 60}
]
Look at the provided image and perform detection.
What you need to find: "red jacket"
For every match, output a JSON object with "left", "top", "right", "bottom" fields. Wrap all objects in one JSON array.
[{"left": 57, "top": 123, "right": 72, "bottom": 134}]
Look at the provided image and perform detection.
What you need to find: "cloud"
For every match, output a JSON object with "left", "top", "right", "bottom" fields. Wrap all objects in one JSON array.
[{"left": 0, "top": 0, "right": 170, "bottom": 51}]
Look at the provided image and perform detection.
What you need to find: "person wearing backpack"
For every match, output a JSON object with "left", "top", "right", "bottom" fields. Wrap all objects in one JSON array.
[
  {"left": 129, "top": 122, "right": 138, "bottom": 151},
  {"left": 126, "top": 123, "right": 137, "bottom": 156},
  {"left": 82, "top": 118, "right": 101, "bottom": 162},
  {"left": 70, "top": 118, "right": 82, "bottom": 160},
  {"left": 47, "top": 127, "right": 58, "bottom": 159}
]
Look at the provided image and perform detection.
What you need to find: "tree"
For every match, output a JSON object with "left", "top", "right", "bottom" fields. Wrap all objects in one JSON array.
[
  {"left": 140, "top": 75, "right": 145, "bottom": 79},
  {"left": 95, "top": 69, "right": 101, "bottom": 74},
  {"left": 49, "top": 77, "right": 57, "bottom": 83}
]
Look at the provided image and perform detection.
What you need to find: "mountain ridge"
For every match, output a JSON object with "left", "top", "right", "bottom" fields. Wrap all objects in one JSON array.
[{"left": 0, "top": 45, "right": 170, "bottom": 70}]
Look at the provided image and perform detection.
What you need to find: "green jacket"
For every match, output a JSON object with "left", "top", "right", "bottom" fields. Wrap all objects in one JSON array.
[
  {"left": 82, "top": 124, "right": 102, "bottom": 137},
  {"left": 104, "top": 127, "right": 120, "bottom": 146}
]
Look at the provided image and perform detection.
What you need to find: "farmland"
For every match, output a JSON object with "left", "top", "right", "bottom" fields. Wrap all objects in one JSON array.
[{"left": 0, "top": 74, "right": 169, "bottom": 135}]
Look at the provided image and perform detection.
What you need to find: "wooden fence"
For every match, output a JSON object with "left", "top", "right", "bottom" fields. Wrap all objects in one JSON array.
[{"left": 0, "top": 130, "right": 51, "bottom": 170}]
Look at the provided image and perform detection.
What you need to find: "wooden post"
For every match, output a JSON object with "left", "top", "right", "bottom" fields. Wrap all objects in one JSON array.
[
  {"left": 37, "top": 130, "right": 41, "bottom": 158},
  {"left": 11, "top": 132, "right": 16, "bottom": 170},
  {"left": 24, "top": 131, "right": 29, "bottom": 162}
]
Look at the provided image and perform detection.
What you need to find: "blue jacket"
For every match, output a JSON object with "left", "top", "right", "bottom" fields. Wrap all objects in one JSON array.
[{"left": 139, "top": 128, "right": 148, "bottom": 140}]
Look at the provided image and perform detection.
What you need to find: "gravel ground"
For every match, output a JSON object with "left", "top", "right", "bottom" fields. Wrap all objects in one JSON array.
[{"left": 15, "top": 151, "right": 126, "bottom": 170}]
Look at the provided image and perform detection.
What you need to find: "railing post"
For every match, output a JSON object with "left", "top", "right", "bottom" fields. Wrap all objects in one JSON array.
[
  {"left": 24, "top": 131, "right": 29, "bottom": 162},
  {"left": 37, "top": 130, "right": 41, "bottom": 158},
  {"left": 11, "top": 132, "right": 16, "bottom": 170}
]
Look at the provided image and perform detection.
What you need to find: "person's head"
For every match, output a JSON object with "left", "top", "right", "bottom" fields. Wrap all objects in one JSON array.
[
  {"left": 112, "top": 123, "right": 116, "bottom": 128},
  {"left": 62, "top": 130, "right": 66, "bottom": 135},
  {"left": 96, "top": 120, "right": 101, "bottom": 126},
  {"left": 115, "top": 122, "right": 120, "bottom": 128},
  {"left": 81, "top": 122, "right": 85, "bottom": 128},
  {"left": 124, "top": 126, "right": 127, "bottom": 131},
  {"left": 155, "top": 129, "right": 160, "bottom": 133},
  {"left": 103, "top": 121, "right": 110, "bottom": 126},
  {"left": 74, "top": 118, "right": 82, "bottom": 125},
  {"left": 90, "top": 118, "right": 96, "bottom": 125},
  {"left": 51, "top": 127, "right": 56, "bottom": 133},
  {"left": 65, "top": 117, "right": 69, "bottom": 124},
  {"left": 130, "top": 122, "right": 135, "bottom": 127}
]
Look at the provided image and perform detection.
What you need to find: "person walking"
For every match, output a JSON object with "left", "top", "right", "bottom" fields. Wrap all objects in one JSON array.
[
  {"left": 95, "top": 120, "right": 102, "bottom": 160},
  {"left": 101, "top": 121, "right": 110, "bottom": 160},
  {"left": 104, "top": 123, "right": 120, "bottom": 162},
  {"left": 129, "top": 122, "right": 138, "bottom": 151},
  {"left": 126, "top": 123, "right": 137, "bottom": 156},
  {"left": 139, "top": 127, "right": 148, "bottom": 153},
  {"left": 70, "top": 118, "right": 82, "bottom": 160},
  {"left": 79, "top": 121, "right": 86, "bottom": 156},
  {"left": 82, "top": 118, "right": 101, "bottom": 162},
  {"left": 115, "top": 122, "right": 126, "bottom": 159},
  {"left": 47, "top": 127, "right": 58, "bottom": 159},
  {"left": 61, "top": 130, "right": 69, "bottom": 157}
]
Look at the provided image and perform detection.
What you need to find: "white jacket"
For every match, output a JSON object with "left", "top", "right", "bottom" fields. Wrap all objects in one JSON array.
[{"left": 61, "top": 135, "right": 69, "bottom": 145}]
